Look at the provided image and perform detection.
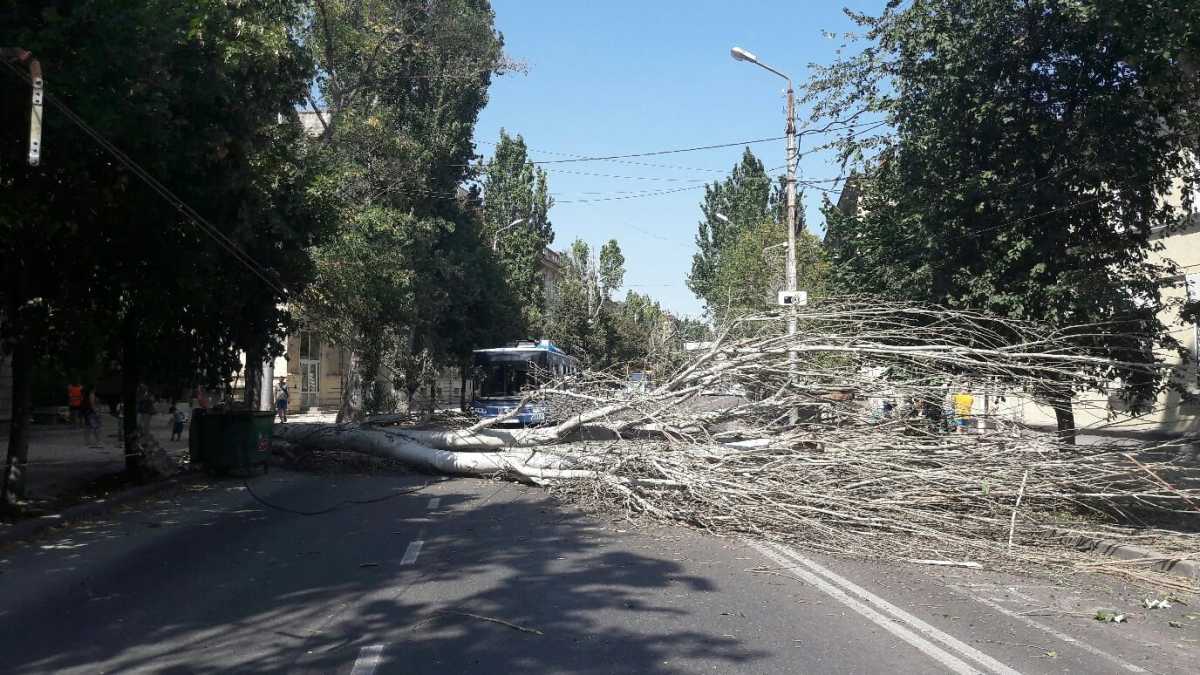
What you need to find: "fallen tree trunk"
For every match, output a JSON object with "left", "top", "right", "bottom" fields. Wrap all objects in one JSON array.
[{"left": 274, "top": 422, "right": 596, "bottom": 482}]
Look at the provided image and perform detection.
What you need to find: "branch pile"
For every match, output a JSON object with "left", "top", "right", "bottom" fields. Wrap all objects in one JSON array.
[{"left": 275, "top": 300, "right": 1200, "bottom": 590}]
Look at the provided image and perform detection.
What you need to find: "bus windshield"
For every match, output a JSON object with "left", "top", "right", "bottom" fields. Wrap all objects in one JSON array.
[{"left": 473, "top": 351, "right": 548, "bottom": 398}]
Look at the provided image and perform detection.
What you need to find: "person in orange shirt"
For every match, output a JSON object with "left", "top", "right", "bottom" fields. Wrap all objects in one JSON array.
[{"left": 67, "top": 383, "right": 83, "bottom": 426}]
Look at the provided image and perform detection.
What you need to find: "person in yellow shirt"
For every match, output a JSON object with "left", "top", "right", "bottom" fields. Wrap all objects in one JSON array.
[{"left": 952, "top": 391, "right": 974, "bottom": 433}]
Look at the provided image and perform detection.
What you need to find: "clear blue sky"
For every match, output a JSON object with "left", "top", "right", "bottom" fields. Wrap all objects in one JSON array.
[{"left": 474, "top": 0, "right": 881, "bottom": 317}]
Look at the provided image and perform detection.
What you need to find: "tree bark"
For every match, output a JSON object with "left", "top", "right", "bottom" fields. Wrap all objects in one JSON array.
[
  {"left": 1, "top": 328, "right": 33, "bottom": 502},
  {"left": 1051, "top": 397, "right": 1076, "bottom": 446},
  {"left": 2, "top": 262, "right": 33, "bottom": 502},
  {"left": 459, "top": 366, "right": 468, "bottom": 411},
  {"left": 121, "top": 312, "right": 144, "bottom": 478},
  {"left": 243, "top": 346, "right": 263, "bottom": 411},
  {"left": 424, "top": 380, "right": 435, "bottom": 420},
  {"left": 337, "top": 350, "right": 359, "bottom": 423},
  {"left": 274, "top": 422, "right": 593, "bottom": 482}
]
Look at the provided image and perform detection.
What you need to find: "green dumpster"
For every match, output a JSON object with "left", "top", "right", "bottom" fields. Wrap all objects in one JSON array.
[{"left": 190, "top": 410, "right": 273, "bottom": 474}]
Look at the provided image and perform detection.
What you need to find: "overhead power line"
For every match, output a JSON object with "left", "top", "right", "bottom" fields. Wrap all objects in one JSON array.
[
  {"left": 528, "top": 136, "right": 786, "bottom": 164},
  {"left": 0, "top": 57, "right": 287, "bottom": 297}
]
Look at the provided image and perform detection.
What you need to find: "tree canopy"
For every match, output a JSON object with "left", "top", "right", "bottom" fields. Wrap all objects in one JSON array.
[
  {"left": 297, "top": 0, "right": 515, "bottom": 416},
  {"left": 687, "top": 148, "right": 826, "bottom": 322},
  {"left": 810, "top": 0, "right": 1200, "bottom": 432},
  {"left": 479, "top": 130, "right": 555, "bottom": 335},
  {"left": 1, "top": 0, "right": 325, "bottom": 481}
]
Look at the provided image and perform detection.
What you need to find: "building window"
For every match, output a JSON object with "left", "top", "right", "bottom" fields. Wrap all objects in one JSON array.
[
  {"left": 299, "top": 331, "right": 320, "bottom": 361},
  {"left": 299, "top": 331, "right": 321, "bottom": 408}
]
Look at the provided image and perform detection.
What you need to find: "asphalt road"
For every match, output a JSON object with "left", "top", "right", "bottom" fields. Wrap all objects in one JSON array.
[{"left": 0, "top": 465, "right": 1196, "bottom": 674}]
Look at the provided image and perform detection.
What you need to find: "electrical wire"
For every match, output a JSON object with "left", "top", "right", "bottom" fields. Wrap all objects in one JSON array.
[
  {"left": 528, "top": 136, "right": 786, "bottom": 164},
  {"left": 243, "top": 476, "right": 430, "bottom": 516},
  {"left": 0, "top": 57, "right": 288, "bottom": 297},
  {"left": 554, "top": 184, "right": 707, "bottom": 204},
  {"left": 536, "top": 168, "right": 713, "bottom": 182}
]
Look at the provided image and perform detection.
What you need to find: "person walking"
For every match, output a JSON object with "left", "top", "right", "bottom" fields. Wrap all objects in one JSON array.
[
  {"left": 81, "top": 387, "right": 102, "bottom": 447},
  {"left": 169, "top": 406, "right": 187, "bottom": 441},
  {"left": 275, "top": 378, "right": 289, "bottom": 423},
  {"left": 952, "top": 389, "right": 975, "bottom": 434},
  {"left": 137, "top": 386, "right": 156, "bottom": 435},
  {"left": 67, "top": 383, "right": 83, "bottom": 426}
]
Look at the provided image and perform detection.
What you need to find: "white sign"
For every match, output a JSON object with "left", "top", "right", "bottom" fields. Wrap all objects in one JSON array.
[{"left": 778, "top": 290, "right": 808, "bottom": 307}]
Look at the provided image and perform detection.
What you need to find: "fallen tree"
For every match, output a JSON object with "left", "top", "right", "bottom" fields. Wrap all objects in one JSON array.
[{"left": 274, "top": 300, "right": 1200, "bottom": 590}]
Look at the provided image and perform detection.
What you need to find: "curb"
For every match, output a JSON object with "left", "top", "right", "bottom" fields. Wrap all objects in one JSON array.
[
  {"left": 1055, "top": 529, "right": 1200, "bottom": 581},
  {"left": 0, "top": 471, "right": 196, "bottom": 547}
]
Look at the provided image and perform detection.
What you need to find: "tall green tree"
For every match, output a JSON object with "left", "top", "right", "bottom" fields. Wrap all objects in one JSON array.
[
  {"left": 479, "top": 130, "right": 554, "bottom": 334},
  {"left": 1, "top": 1, "right": 323, "bottom": 487},
  {"left": 299, "top": 0, "right": 509, "bottom": 418},
  {"left": 810, "top": 0, "right": 1200, "bottom": 440},
  {"left": 687, "top": 149, "right": 779, "bottom": 314},
  {"left": 546, "top": 238, "right": 628, "bottom": 368},
  {"left": 708, "top": 216, "right": 828, "bottom": 320},
  {"left": 686, "top": 149, "right": 825, "bottom": 322}
]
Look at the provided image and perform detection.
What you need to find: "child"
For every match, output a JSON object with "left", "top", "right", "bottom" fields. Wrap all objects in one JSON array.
[
  {"left": 169, "top": 406, "right": 187, "bottom": 441},
  {"left": 275, "top": 378, "right": 289, "bottom": 423}
]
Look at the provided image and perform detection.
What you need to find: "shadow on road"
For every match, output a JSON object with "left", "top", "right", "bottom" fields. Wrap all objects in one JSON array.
[{"left": 0, "top": 470, "right": 767, "bottom": 673}]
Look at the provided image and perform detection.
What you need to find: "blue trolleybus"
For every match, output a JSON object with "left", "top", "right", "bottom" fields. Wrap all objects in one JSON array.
[{"left": 469, "top": 340, "right": 579, "bottom": 425}]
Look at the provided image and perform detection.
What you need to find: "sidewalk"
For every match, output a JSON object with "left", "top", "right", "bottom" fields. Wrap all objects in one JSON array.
[{"left": 1, "top": 418, "right": 189, "bottom": 507}]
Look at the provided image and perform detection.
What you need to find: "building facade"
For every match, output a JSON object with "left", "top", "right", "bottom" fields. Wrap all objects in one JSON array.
[{"left": 1014, "top": 216, "right": 1200, "bottom": 436}]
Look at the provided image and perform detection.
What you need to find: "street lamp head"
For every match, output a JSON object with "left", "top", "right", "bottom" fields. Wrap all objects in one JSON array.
[
  {"left": 714, "top": 212, "right": 730, "bottom": 223},
  {"left": 730, "top": 47, "right": 758, "bottom": 64},
  {"left": 508, "top": 218, "right": 526, "bottom": 227}
]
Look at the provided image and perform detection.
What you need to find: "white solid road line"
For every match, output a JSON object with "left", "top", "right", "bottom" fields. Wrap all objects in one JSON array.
[
  {"left": 949, "top": 585, "right": 1147, "bottom": 673},
  {"left": 760, "top": 540, "right": 1021, "bottom": 675},
  {"left": 427, "top": 497, "right": 441, "bottom": 510},
  {"left": 349, "top": 644, "right": 384, "bottom": 675},
  {"left": 746, "top": 540, "right": 987, "bottom": 675},
  {"left": 401, "top": 540, "right": 424, "bottom": 566}
]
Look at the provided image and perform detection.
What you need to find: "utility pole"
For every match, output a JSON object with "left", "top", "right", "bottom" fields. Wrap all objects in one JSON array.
[
  {"left": 731, "top": 46, "right": 800, "bottom": 423},
  {"left": 784, "top": 81, "right": 798, "bottom": 423},
  {"left": 1, "top": 48, "right": 43, "bottom": 166}
]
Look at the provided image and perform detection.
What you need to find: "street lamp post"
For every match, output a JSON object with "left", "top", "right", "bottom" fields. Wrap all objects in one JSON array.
[
  {"left": 492, "top": 218, "right": 526, "bottom": 252},
  {"left": 731, "top": 46, "right": 799, "bottom": 423}
]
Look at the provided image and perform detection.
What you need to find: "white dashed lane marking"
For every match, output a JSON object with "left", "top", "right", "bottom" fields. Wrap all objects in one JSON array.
[
  {"left": 427, "top": 497, "right": 440, "bottom": 510},
  {"left": 349, "top": 644, "right": 384, "bottom": 675},
  {"left": 400, "top": 540, "right": 424, "bottom": 566}
]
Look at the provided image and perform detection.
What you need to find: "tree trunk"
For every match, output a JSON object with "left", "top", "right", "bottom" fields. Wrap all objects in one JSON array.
[
  {"left": 459, "top": 367, "right": 468, "bottom": 412},
  {"left": 1, "top": 330, "right": 33, "bottom": 502},
  {"left": 1051, "top": 397, "right": 1076, "bottom": 446},
  {"left": 121, "top": 313, "right": 144, "bottom": 478},
  {"left": 243, "top": 347, "right": 262, "bottom": 411},
  {"left": 424, "top": 380, "right": 436, "bottom": 420},
  {"left": 337, "top": 350, "right": 361, "bottom": 423},
  {"left": 373, "top": 359, "right": 397, "bottom": 413},
  {"left": 2, "top": 261, "right": 33, "bottom": 503},
  {"left": 274, "top": 422, "right": 594, "bottom": 482}
]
